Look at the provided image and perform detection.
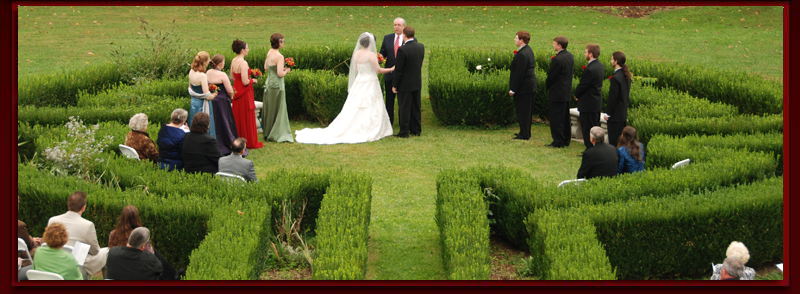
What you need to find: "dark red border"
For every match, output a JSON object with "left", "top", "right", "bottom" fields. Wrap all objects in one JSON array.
[{"left": 7, "top": 0, "right": 795, "bottom": 292}]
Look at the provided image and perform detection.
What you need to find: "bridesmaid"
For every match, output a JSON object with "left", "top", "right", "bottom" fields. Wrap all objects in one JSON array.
[
  {"left": 230, "top": 39, "right": 264, "bottom": 149},
  {"left": 262, "top": 33, "right": 294, "bottom": 143},
  {"left": 187, "top": 51, "right": 217, "bottom": 138},
  {"left": 207, "top": 54, "right": 239, "bottom": 156}
]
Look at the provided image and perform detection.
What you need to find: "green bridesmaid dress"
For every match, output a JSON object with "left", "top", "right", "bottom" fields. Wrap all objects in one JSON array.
[{"left": 262, "top": 65, "right": 294, "bottom": 143}]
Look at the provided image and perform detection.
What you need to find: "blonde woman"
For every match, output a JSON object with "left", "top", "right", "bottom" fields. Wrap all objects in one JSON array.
[
  {"left": 710, "top": 241, "right": 756, "bottom": 280},
  {"left": 187, "top": 51, "right": 218, "bottom": 138}
]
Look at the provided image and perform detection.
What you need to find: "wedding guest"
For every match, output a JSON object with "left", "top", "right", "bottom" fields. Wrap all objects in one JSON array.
[
  {"left": 576, "top": 127, "right": 618, "bottom": 179},
  {"left": 188, "top": 51, "right": 217, "bottom": 138},
  {"left": 32, "top": 223, "right": 83, "bottom": 280},
  {"left": 218, "top": 137, "right": 258, "bottom": 182},
  {"left": 711, "top": 241, "right": 756, "bottom": 280},
  {"left": 379, "top": 17, "right": 407, "bottom": 126},
  {"left": 182, "top": 112, "right": 222, "bottom": 174},
  {"left": 617, "top": 126, "right": 645, "bottom": 174},
  {"left": 106, "top": 227, "right": 163, "bottom": 280},
  {"left": 544, "top": 35, "right": 574, "bottom": 148},
  {"left": 48, "top": 191, "right": 108, "bottom": 278},
  {"left": 508, "top": 31, "right": 537, "bottom": 141},
  {"left": 574, "top": 44, "right": 604, "bottom": 152},
  {"left": 125, "top": 113, "right": 159, "bottom": 163},
  {"left": 262, "top": 33, "right": 294, "bottom": 143},
  {"left": 208, "top": 54, "right": 240, "bottom": 156},
  {"left": 230, "top": 39, "right": 264, "bottom": 150},
  {"left": 604, "top": 51, "right": 632, "bottom": 147},
  {"left": 108, "top": 205, "right": 177, "bottom": 280},
  {"left": 157, "top": 108, "right": 188, "bottom": 171},
  {"left": 18, "top": 195, "right": 41, "bottom": 281},
  {"left": 718, "top": 257, "right": 745, "bottom": 280}
]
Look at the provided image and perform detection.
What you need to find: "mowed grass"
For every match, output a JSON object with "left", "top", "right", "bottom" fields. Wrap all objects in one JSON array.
[{"left": 18, "top": 6, "right": 783, "bottom": 280}]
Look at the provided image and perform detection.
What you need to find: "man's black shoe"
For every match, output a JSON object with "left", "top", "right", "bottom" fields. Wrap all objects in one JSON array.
[
  {"left": 513, "top": 137, "right": 529, "bottom": 140},
  {"left": 395, "top": 134, "right": 409, "bottom": 138}
]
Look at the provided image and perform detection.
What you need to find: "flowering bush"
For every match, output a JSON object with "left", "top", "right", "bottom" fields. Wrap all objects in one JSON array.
[{"left": 42, "top": 116, "right": 114, "bottom": 178}]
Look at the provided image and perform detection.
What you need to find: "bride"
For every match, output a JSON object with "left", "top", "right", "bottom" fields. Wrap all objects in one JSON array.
[{"left": 295, "top": 32, "right": 395, "bottom": 144}]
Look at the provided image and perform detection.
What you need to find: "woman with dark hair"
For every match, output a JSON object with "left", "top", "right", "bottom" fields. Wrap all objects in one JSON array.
[
  {"left": 188, "top": 51, "right": 218, "bottom": 138},
  {"left": 616, "top": 126, "right": 645, "bottom": 174},
  {"left": 182, "top": 112, "right": 222, "bottom": 174},
  {"left": 262, "top": 33, "right": 294, "bottom": 143},
  {"left": 32, "top": 223, "right": 83, "bottom": 280},
  {"left": 230, "top": 39, "right": 264, "bottom": 150},
  {"left": 108, "top": 205, "right": 179, "bottom": 280},
  {"left": 207, "top": 54, "right": 240, "bottom": 156},
  {"left": 157, "top": 108, "right": 188, "bottom": 171},
  {"left": 604, "top": 51, "right": 632, "bottom": 147}
]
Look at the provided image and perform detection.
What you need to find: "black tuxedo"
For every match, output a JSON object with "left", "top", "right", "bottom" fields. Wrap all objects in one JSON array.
[
  {"left": 576, "top": 141, "right": 619, "bottom": 179},
  {"left": 509, "top": 44, "right": 538, "bottom": 139},
  {"left": 606, "top": 69, "right": 631, "bottom": 147},
  {"left": 574, "top": 59, "right": 604, "bottom": 149},
  {"left": 392, "top": 39, "right": 425, "bottom": 137},
  {"left": 182, "top": 132, "right": 222, "bottom": 174},
  {"left": 545, "top": 49, "right": 574, "bottom": 147},
  {"left": 379, "top": 33, "right": 405, "bottom": 126}
]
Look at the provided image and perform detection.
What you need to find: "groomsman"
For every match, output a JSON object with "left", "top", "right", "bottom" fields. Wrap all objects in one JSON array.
[
  {"left": 379, "top": 17, "right": 407, "bottom": 127},
  {"left": 574, "top": 43, "right": 604, "bottom": 151},
  {"left": 508, "top": 31, "right": 538, "bottom": 140},
  {"left": 604, "top": 51, "right": 632, "bottom": 147},
  {"left": 545, "top": 36, "right": 574, "bottom": 148},
  {"left": 392, "top": 26, "right": 425, "bottom": 137}
]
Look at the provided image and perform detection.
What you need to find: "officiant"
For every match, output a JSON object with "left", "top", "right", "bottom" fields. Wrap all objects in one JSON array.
[{"left": 379, "top": 17, "right": 408, "bottom": 127}]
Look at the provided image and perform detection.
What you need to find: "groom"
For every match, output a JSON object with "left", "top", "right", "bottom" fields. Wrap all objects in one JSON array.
[{"left": 392, "top": 26, "right": 425, "bottom": 138}]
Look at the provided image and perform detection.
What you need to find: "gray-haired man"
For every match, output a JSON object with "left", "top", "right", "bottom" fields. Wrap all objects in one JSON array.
[{"left": 106, "top": 227, "right": 163, "bottom": 280}]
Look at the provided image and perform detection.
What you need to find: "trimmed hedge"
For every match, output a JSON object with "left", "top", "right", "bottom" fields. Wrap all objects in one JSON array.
[
  {"left": 18, "top": 99, "right": 187, "bottom": 127},
  {"left": 299, "top": 70, "right": 350, "bottom": 125},
  {"left": 18, "top": 121, "right": 161, "bottom": 162},
  {"left": 77, "top": 79, "right": 188, "bottom": 107},
  {"left": 313, "top": 173, "right": 373, "bottom": 280},
  {"left": 647, "top": 132, "right": 784, "bottom": 172},
  {"left": 630, "top": 113, "right": 783, "bottom": 144},
  {"left": 434, "top": 170, "right": 491, "bottom": 280},
  {"left": 529, "top": 176, "right": 783, "bottom": 280},
  {"left": 18, "top": 63, "right": 123, "bottom": 107}
]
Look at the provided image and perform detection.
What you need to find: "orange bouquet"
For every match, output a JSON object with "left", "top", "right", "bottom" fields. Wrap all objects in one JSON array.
[
  {"left": 285, "top": 57, "right": 295, "bottom": 67},
  {"left": 250, "top": 68, "right": 263, "bottom": 79},
  {"left": 377, "top": 53, "right": 386, "bottom": 65},
  {"left": 208, "top": 84, "right": 218, "bottom": 93}
]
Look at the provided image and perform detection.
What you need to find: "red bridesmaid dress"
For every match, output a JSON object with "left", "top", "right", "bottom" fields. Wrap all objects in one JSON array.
[{"left": 232, "top": 68, "right": 264, "bottom": 149}]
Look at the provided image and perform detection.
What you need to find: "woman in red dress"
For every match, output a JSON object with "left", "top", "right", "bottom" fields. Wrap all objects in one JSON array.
[{"left": 230, "top": 39, "right": 264, "bottom": 150}]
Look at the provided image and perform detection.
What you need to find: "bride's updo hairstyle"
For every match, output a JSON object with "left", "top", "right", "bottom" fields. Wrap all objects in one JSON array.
[
  {"left": 359, "top": 33, "right": 371, "bottom": 48},
  {"left": 191, "top": 51, "right": 210, "bottom": 72},
  {"left": 270, "top": 33, "right": 284, "bottom": 49},
  {"left": 232, "top": 39, "right": 247, "bottom": 54}
]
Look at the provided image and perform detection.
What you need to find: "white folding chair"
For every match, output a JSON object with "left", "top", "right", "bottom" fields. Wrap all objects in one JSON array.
[
  {"left": 27, "top": 270, "right": 65, "bottom": 280},
  {"left": 671, "top": 158, "right": 691, "bottom": 169},
  {"left": 558, "top": 178, "right": 586, "bottom": 188},
  {"left": 119, "top": 144, "right": 140, "bottom": 161},
  {"left": 18, "top": 238, "right": 33, "bottom": 267},
  {"left": 216, "top": 172, "right": 247, "bottom": 183},
  {"left": 62, "top": 245, "right": 73, "bottom": 254}
]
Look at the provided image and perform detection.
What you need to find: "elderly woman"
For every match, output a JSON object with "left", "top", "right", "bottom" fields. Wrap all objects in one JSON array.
[
  {"left": 182, "top": 112, "right": 222, "bottom": 174},
  {"left": 32, "top": 223, "right": 83, "bottom": 280},
  {"left": 711, "top": 241, "right": 756, "bottom": 280},
  {"left": 125, "top": 113, "right": 159, "bottom": 163},
  {"left": 157, "top": 109, "right": 189, "bottom": 171}
]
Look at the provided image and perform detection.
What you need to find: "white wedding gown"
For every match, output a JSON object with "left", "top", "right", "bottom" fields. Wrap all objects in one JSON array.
[{"left": 295, "top": 62, "right": 394, "bottom": 144}]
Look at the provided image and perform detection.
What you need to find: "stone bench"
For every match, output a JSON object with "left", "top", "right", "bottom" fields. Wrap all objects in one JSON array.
[
  {"left": 254, "top": 101, "right": 263, "bottom": 134},
  {"left": 569, "top": 108, "right": 609, "bottom": 143}
]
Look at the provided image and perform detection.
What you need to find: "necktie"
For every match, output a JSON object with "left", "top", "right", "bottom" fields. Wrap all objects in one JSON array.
[{"left": 394, "top": 35, "right": 400, "bottom": 57}]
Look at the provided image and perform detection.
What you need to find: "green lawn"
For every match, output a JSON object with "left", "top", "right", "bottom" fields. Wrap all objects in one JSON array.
[{"left": 17, "top": 5, "right": 783, "bottom": 280}]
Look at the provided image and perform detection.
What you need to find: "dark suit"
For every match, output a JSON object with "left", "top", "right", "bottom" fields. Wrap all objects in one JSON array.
[
  {"left": 106, "top": 246, "right": 163, "bottom": 280},
  {"left": 545, "top": 49, "right": 574, "bottom": 147},
  {"left": 218, "top": 154, "right": 258, "bottom": 182},
  {"left": 576, "top": 141, "right": 619, "bottom": 179},
  {"left": 509, "top": 44, "right": 538, "bottom": 139},
  {"left": 393, "top": 38, "right": 425, "bottom": 137},
  {"left": 574, "top": 59, "right": 604, "bottom": 149},
  {"left": 605, "top": 68, "right": 631, "bottom": 147},
  {"left": 380, "top": 33, "right": 405, "bottom": 126},
  {"left": 182, "top": 132, "right": 222, "bottom": 174}
]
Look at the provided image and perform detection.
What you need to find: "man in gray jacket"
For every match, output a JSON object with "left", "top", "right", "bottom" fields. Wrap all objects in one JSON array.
[{"left": 218, "top": 137, "right": 258, "bottom": 182}]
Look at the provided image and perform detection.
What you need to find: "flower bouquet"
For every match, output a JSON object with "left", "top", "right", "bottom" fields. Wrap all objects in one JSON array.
[
  {"left": 208, "top": 84, "right": 218, "bottom": 93},
  {"left": 284, "top": 57, "right": 295, "bottom": 67},
  {"left": 250, "top": 68, "right": 263, "bottom": 80},
  {"left": 377, "top": 53, "right": 386, "bottom": 65}
]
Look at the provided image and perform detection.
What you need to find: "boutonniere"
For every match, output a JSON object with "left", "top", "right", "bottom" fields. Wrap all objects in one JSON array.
[
  {"left": 608, "top": 76, "right": 613, "bottom": 80},
  {"left": 513, "top": 50, "right": 518, "bottom": 56},
  {"left": 550, "top": 55, "right": 556, "bottom": 60},
  {"left": 582, "top": 65, "right": 587, "bottom": 70}
]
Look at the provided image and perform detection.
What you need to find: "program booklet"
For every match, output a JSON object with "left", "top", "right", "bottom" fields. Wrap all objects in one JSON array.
[{"left": 72, "top": 241, "right": 91, "bottom": 266}]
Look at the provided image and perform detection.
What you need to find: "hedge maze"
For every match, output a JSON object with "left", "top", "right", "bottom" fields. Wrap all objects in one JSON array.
[{"left": 432, "top": 48, "right": 783, "bottom": 279}]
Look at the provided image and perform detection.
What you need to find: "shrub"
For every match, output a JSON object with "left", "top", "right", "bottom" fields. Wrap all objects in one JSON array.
[
  {"left": 630, "top": 113, "right": 783, "bottom": 144},
  {"left": 646, "top": 132, "right": 783, "bottom": 172},
  {"left": 300, "top": 70, "right": 349, "bottom": 125},
  {"left": 41, "top": 116, "right": 115, "bottom": 179},
  {"left": 77, "top": 79, "right": 188, "bottom": 107},
  {"left": 312, "top": 173, "right": 373, "bottom": 280},
  {"left": 18, "top": 63, "right": 122, "bottom": 107},
  {"left": 108, "top": 19, "right": 194, "bottom": 83},
  {"left": 18, "top": 99, "right": 187, "bottom": 127}
]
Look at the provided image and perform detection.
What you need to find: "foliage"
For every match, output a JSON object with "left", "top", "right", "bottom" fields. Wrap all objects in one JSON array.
[
  {"left": 18, "top": 99, "right": 187, "bottom": 127},
  {"left": 17, "top": 63, "right": 122, "bottom": 108},
  {"left": 646, "top": 132, "right": 783, "bottom": 173},
  {"left": 77, "top": 78, "right": 188, "bottom": 107},
  {"left": 108, "top": 19, "right": 194, "bottom": 84},
  {"left": 630, "top": 113, "right": 783, "bottom": 144},
  {"left": 299, "top": 70, "right": 350, "bottom": 126},
  {"left": 41, "top": 116, "right": 115, "bottom": 179}
]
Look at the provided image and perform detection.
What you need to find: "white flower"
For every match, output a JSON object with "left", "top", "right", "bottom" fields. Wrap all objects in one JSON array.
[
  {"left": 476, "top": 65, "right": 482, "bottom": 70},
  {"left": 488, "top": 58, "right": 491, "bottom": 61}
]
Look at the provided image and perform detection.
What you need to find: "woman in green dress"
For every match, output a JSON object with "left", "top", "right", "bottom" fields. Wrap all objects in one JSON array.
[{"left": 262, "top": 33, "right": 294, "bottom": 143}]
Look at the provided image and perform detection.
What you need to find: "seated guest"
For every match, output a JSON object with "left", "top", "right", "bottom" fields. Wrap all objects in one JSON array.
[
  {"left": 577, "top": 127, "right": 619, "bottom": 179},
  {"left": 616, "top": 126, "right": 645, "bottom": 174},
  {"left": 18, "top": 195, "right": 42, "bottom": 281},
  {"left": 108, "top": 205, "right": 178, "bottom": 280},
  {"left": 218, "top": 137, "right": 258, "bottom": 182},
  {"left": 718, "top": 257, "right": 745, "bottom": 280},
  {"left": 32, "top": 223, "right": 83, "bottom": 280},
  {"left": 183, "top": 112, "right": 222, "bottom": 174},
  {"left": 711, "top": 241, "right": 756, "bottom": 280},
  {"left": 48, "top": 191, "right": 109, "bottom": 278},
  {"left": 157, "top": 108, "right": 189, "bottom": 171},
  {"left": 125, "top": 113, "right": 159, "bottom": 163},
  {"left": 106, "top": 227, "right": 163, "bottom": 280}
]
